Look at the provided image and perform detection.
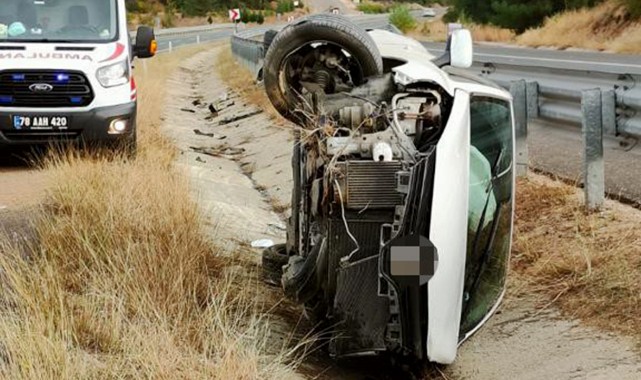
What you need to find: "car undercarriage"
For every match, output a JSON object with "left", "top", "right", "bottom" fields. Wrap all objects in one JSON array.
[{"left": 260, "top": 14, "right": 515, "bottom": 365}]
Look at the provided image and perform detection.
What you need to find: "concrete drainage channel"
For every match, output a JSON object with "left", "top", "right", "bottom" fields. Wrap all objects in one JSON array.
[
  {"left": 156, "top": 45, "right": 641, "bottom": 379},
  {"left": 161, "top": 55, "right": 289, "bottom": 248}
]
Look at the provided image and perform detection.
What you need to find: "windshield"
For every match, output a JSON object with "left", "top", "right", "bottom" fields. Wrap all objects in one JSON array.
[{"left": 0, "top": 0, "right": 118, "bottom": 43}]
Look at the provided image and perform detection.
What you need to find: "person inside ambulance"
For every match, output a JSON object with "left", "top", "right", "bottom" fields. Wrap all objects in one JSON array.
[{"left": 58, "top": 5, "right": 95, "bottom": 37}]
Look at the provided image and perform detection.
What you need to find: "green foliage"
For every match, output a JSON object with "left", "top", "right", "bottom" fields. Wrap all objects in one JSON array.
[
  {"left": 621, "top": 0, "right": 641, "bottom": 18},
  {"left": 127, "top": 0, "right": 305, "bottom": 18},
  {"left": 448, "top": 0, "right": 606, "bottom": 32},
  {"left": 240, "top": 8, "right": 249, "bottom": 23},
  {"left": 442, "top": 8, "right": 459, "bottom": 24},
  {"left": 357, "top": 2, "right": 389, "bottom": 14},
  {"left": 161, "top": 12, "right": 175, "bottom": 27},
  {"left": 276, "top": 0, "right": 295, "bottom": 14},
  {"left": 389, "top": 6, "right": 416, "bottom": 33},
  {"left": 238, "top": 9, "right": 265, "bottom": 24},
  {"left": 490, "top": 1, "right": 556, "bottom": 32}
]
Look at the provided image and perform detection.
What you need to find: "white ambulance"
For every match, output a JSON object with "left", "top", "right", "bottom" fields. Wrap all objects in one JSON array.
[{"left": 0, "top": 0, "right": 156, "bottom": 150}]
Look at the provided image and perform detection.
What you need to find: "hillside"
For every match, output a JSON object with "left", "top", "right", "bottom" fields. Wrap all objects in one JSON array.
[
  {"left": 127, "top": 0, "right": 306, "bottom": 28},
  {"left": 517, "top": 1, "right": 641, "bottom": 53},
  {"left": 415, "top": 1, "right": 641, "bottom": 53}
]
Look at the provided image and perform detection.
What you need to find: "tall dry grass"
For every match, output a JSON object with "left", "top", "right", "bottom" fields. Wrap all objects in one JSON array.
[
  {"left": 215, "top": 48, "right": 285, "bottom": 124},
  {"left": 0, "top": 44, "right": 303, "bottom": 379},
  {"left": 513, "top": 174, "right": 641, "bottom": 340},
  {"left": 413, "top": 20, "right": 515, "bottom": 43},
  {"left": 413, "top": 1, "right": 641, "bottom": 53},
  {"left": 517, "top": 1, "right": 641, "bottom": 52}
]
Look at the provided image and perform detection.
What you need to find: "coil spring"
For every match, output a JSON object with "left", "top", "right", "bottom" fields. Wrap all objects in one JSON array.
[{"left": 314, "top": 70, "right": 331, "bottom": 90}]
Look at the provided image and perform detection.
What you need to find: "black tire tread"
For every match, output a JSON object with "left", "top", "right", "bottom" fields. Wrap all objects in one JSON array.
[{"left": 262, "top": 244, "right": 289, "bottom": 286}]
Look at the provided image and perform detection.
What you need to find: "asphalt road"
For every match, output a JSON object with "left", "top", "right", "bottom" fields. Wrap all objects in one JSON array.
[
  {"left": 422, "top": 42, "right": 641, "bottom": 75},
  {"left": 528, "top": 120, "right": 641, "bottom": 205},
  {"left": 308, "top": 0, "right": 356, "bottom": 14}
]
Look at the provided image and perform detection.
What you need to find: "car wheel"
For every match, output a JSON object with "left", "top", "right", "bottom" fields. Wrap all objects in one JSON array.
[
  {"left": 263, "top": 29, "right": 278, "bottom": 51},
  {"left": 262, "top": 244, "right": 289, "bottom": 286},
  {"left": 263, "top": 14, "right": 383, "bottom": 124}
]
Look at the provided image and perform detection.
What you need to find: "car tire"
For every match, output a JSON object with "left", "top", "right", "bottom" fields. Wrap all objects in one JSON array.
[
  {"left": 262, "top": 244, "right": 289, "bottom": 286},
  {"left": 263, "top": 14, "right": 383, "bottom": 124},
  {"left": 263, "top": 29, "right": 278, "bottom": 51}
]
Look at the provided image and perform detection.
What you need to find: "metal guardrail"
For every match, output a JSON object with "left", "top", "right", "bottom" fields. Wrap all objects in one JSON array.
[
  {"left": 154, "top": 23, "right": 234, "bottom": 37},
  {"left": 473, "top": 61, "right": 641, "bottom": 139},
  {"left": 231, "top": 30, "right": 267, "bottom": 78},
  {"left": 224, "top": 31, "right": 262, "bottom": 75},
  {"left": 511, "top": 80, "right": 614, "bottom": 209}
]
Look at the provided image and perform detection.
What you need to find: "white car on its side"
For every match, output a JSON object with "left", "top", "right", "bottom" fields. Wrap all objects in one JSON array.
[{"left": 260, "top": 15, "right": 515, "bottom": 365}]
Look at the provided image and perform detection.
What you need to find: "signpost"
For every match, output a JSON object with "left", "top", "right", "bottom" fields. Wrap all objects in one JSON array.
[{"left": 229, "top": 8, "right": 241, "bottom": 32}]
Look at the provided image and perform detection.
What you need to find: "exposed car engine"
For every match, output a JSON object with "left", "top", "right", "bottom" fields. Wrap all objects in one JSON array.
[{"left": 261, "top": 14, "right": 515, "bottom": 365}]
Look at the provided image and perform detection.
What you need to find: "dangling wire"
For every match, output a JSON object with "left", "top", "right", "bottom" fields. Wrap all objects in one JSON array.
[{"left": 334, "top": 179, "right": 360, "bottom": 265}]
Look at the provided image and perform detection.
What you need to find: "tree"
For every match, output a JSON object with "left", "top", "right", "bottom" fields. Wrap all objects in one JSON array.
[{"left": 448, "top": 0, "right": 606, "bottom": 32}]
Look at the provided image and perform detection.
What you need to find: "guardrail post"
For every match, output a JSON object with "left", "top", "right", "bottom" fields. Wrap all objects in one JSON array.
[
  {"left": 197, "top": 35, "right": 201, "bottom": 44},
  {"left": 526, "top": 81, "right": 539, "bottom": 120},
  {"left": 582, "top": 89, "right": 605, "bottom": 210},
  {"left": 511, "top": 80, "right": 528, "bottom": 177},
  {"left": 601, "top": 89, "right": 616, "bottom": 136},
  {"left": 168, "top": 41, "right": 173, "bottom": 52}
]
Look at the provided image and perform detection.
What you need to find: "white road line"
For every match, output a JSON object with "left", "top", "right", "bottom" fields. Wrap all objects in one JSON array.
[
  {"left": 424, "top": 47, "right": 641, "bottom": 70},
  {"left": 474, "top": 53, "right": 641, "bottom": 69}
]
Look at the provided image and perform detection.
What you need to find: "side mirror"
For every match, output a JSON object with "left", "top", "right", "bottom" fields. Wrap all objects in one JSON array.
[
  {"left": 134, "top": 26, "right": 157, "bottom": 59},
  {"left": 432, "top": 29, "right": 473, "bottom": 69},
  {"left": 449, "top": 29, "right": 473, "bottom": 68}
]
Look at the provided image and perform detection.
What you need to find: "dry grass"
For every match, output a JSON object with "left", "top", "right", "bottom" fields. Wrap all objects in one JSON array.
[
  {"left": 214, "top": 48, "right": 285, "bottom": 124},
  {"left": 412, "top": 21, "right": 515, "bottom": 43},
  {"left": 413, "top": 1, "right": 641, "bottom": 53},
  {"left": 0, "top": 44, "right": 303, "bottom": 378},
  {"left": 512, "top": 173, "right": 641, "bottom": 340},
  {"left": 517, "top": 1, "right": 641, "bottom": 53},
  {"left": 269, "top": 197, "right": 291, "bottom": 216}
]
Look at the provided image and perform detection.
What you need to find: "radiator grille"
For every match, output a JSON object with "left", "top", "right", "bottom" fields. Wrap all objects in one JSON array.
[
  {"left": 331, "top": 257, "right": 390, "bottom": 357},
  {"left": 336, "top": 161, "right": 403, "bottom": 210},
  {"left": 0, "top": 70, "right": 94, "bottom": 108}
]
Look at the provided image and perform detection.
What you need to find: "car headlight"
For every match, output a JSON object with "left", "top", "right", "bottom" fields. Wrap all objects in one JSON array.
[{"left": 97, "top": 60, "right": 129, "bottom": 88}]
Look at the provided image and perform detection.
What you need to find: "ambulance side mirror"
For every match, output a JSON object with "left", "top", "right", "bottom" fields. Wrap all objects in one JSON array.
[{"left": 134, "top": 26, "right": 157, "bottom": 59}]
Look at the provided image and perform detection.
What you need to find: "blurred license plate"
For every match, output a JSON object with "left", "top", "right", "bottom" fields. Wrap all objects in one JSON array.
[{"left": 12, "top": 115, "right": 69, "bottom": 130}]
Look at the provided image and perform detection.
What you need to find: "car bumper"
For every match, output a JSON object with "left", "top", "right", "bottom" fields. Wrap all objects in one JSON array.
[{"left": 0, "top": 103, "right": 136, "bottom": 145}]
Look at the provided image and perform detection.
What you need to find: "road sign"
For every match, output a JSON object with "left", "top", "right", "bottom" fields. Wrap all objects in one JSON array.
[{"left": 229, "top": 9, "right": 241, "bottom": 22}]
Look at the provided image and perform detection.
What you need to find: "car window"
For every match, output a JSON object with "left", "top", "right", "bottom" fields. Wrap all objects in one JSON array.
[
  {"left": 461, "top": 96, "right": 514, "bottom": 336},
  {"left": 0, "top": 0, "right": 118, "bottom": 43}
]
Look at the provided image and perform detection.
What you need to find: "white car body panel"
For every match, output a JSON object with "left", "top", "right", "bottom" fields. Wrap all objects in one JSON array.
[
  {"left": 426, "top": 90, "right": 471, "bottom": 364},
  {"left": 374, "top": 29, "right": 513, "bottom": 364}
]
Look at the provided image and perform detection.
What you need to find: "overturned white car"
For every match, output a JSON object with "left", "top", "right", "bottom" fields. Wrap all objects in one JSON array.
[{"left": 261, "top": 15, "right": 515, "bottom": 365}]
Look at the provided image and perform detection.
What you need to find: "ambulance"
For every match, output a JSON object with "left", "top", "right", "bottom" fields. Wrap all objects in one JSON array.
[{"left": 0, "top": 0, "right": 156, "bottom": 151}]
